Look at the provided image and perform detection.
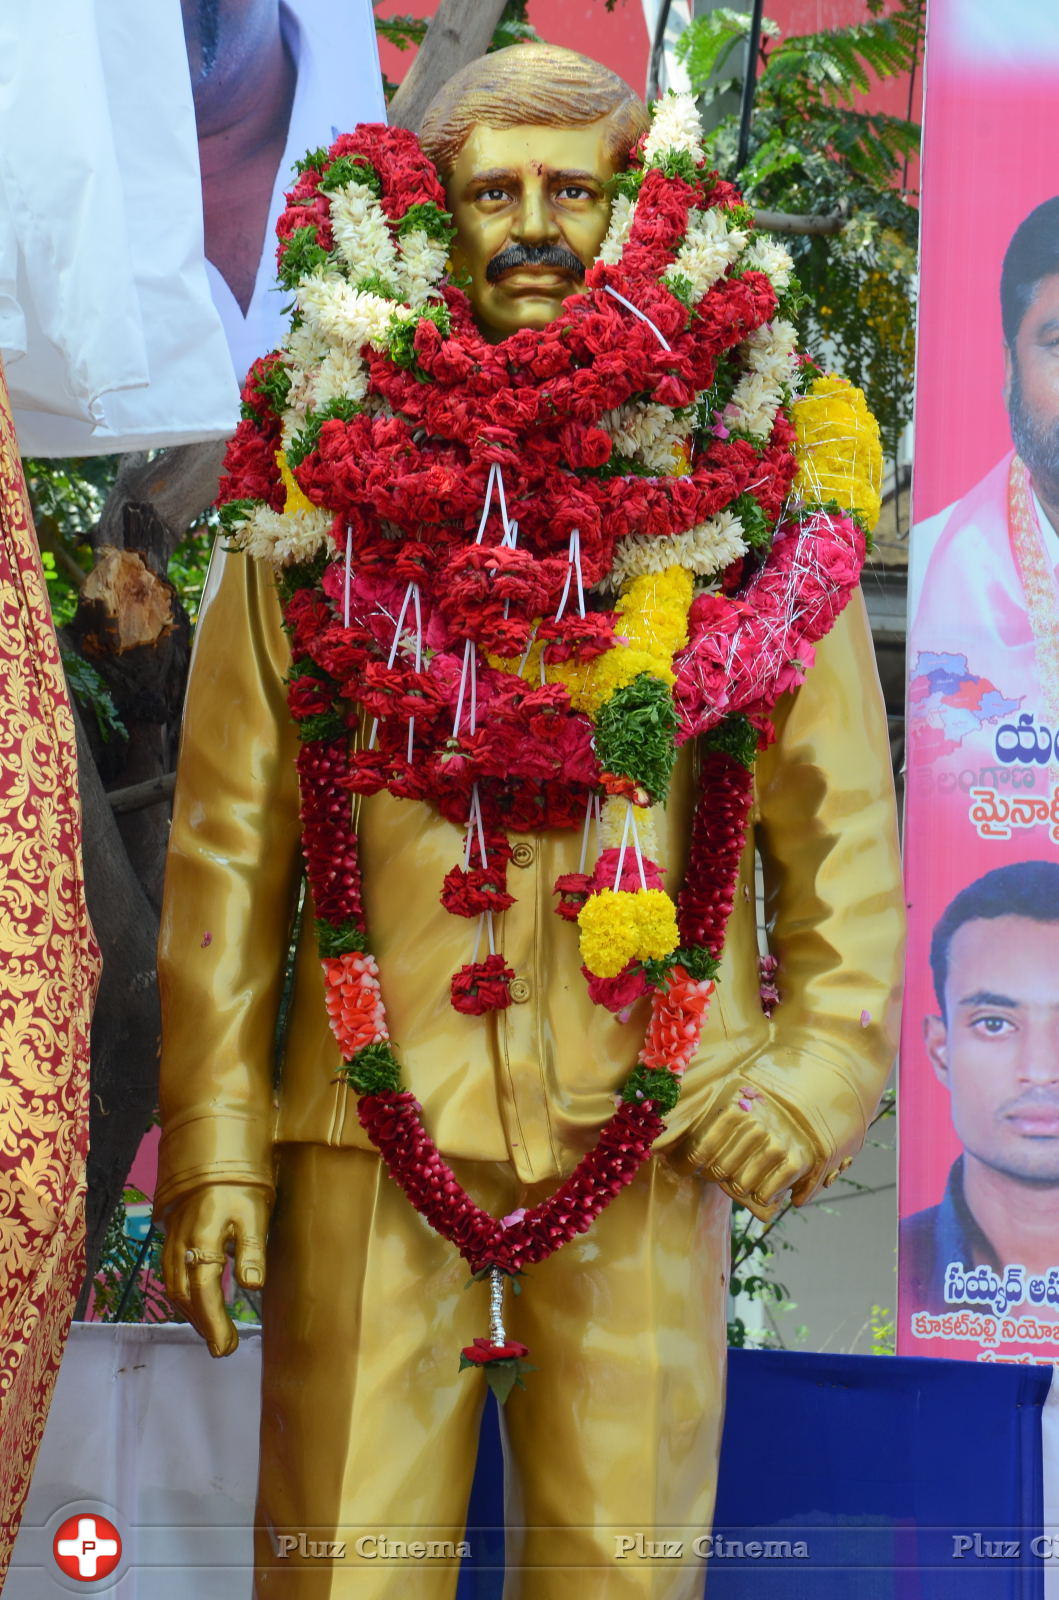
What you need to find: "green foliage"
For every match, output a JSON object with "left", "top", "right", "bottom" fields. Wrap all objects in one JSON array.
[
  {"left": 594, "top": 674, "right": 679, "bottom": 803},
  {"left": 23, "top": 455, "right": 117, "bottom": 627},
  {"left": 728, "top": 1203, "right": 795, "bottom": 1348},
  {"left": 678, "top": 0, "right": 923, "bottom": 464},
  {"left": 61, "top": 649, "right": 128, "bottom": 745},
  {"left": 641, "top": 946, "right": 720, "bottom": 988},
  {"left": 91, "top": 1189, "right": 177, "bottom": 1323},
  {"left": 385, "top": 302, "right": 452, "bottom": 374},
  {"left": 316, "top": 918, "right": 370, "bottom": 958},
  {"left": 622, "top": 1064, "right": 683, "bottom": 1113},
  {"left": 702, "top": 712, "right": 760, "bottom": 769},
  {"left": 276, "top": 225, "right": 334, "bottom": 292},
  {"left": 398, "top": 202, "right": 456, "bottom": 246},
  {"left": 870, "top": 1303, "right": 895, "bottom": 1355},
  {"left": 287, "top": 397, "right": 364, "bottom": 468},
  {"left": 342, "top": 1042, "right": 403, "bottom": 1095},
  {"left": 320, "top": 155, "right": 382, "bottom": 196},
  {"left": 732, "top": 492, "right": 772, "bottom": 550}
]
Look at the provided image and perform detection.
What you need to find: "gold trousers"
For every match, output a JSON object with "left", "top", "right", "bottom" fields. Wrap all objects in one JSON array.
[{"left": 254, "top": 1144, "right": 732, "bottom": 1599}]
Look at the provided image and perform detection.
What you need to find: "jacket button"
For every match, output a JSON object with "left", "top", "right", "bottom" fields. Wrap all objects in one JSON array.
[
  {"left": 511, "top": 842, "right": 534, "bottom": 867},
  {"left": 509, "top": 977, "right": 532, "bottom": 1003}
]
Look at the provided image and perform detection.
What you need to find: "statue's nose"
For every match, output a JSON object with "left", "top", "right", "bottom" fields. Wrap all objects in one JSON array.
[{"left": 511, "top": 184, "right": 560, "bottom": 246}]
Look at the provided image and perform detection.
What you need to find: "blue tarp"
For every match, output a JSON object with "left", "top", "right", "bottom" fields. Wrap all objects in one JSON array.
[{"left": 457, "top": 1350, "right": 1051, "bottom": 1599}]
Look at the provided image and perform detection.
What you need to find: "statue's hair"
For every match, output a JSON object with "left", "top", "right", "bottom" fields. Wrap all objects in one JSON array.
[{"left": 420, "top": 43, "right": 649, "bottom": 182}]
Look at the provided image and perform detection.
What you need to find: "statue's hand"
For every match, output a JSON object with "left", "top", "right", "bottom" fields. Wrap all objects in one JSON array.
[
  {"left": 682, "top": 1082, "right": 820, "bottom": 1221},
  {"left": 160, "top": 1184, "right": 271, "bottom": 1357}
]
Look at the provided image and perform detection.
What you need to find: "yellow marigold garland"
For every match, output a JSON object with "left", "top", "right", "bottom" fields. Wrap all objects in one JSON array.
[
  {"left": 578, "top": 887, "right": 681, "bottom": 979},
  {"left": 792, "top": 375, "right": 882, "bottom": 533}
]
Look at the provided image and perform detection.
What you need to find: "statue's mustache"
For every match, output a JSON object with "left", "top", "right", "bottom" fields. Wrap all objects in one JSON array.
[{"left": 486, "top": 244, "right": 586, "bottom": 284}]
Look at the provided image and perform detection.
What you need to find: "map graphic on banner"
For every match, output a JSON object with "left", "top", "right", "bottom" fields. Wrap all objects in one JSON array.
[{"left": 898, "top": 0, "right": 1059, "bottom": 1363}]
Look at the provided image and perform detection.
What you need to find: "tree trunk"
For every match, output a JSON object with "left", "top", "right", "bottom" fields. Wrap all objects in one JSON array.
[{"left": 72, "top": 698, "right": 162, "bottom": 1313}]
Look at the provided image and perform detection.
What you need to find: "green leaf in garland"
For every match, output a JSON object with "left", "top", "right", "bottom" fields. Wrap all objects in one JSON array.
[
  {"left": 251, "top": 360, "right": 292, "bottom": 416},
  {"left": 287, "top": 397, "right": 364, "bottom": 468},
  {"left": 675, "top": 945, "right": 722, "bottom": 983},
  {"left": 778, "top": 271, "right": 810, "bottom": 324},
  {"left": 319, "top": 155, "right": 382, "bottom": 196},
  {"left": 622, "top": 1064, "right": 683, "bottom": 1113},
  {"left": 662, "top": 270, "right": 697, "bottom": 310},
  {"left": 386, "top": 303, "right": 452, "bottom": 374},
  {"left": 641, "top": 946, "right": 720, "bottom": 989},
  {"left": 397, "top": 202, "right": 456, "bottom": 247},
  {"left": 702, "top": 713, "right": 760, "bottom": 769},
  {"left": 277, "top": 225, "right": 334, "bottom": 291},
  {"left": 275, "top": 552, "right": 329, "bottom": 609},
  {"left": 341, "top": 1041, "right": 402, "bottom": 1095},
  {"left": 354, "top": 271, "right": 402, "bottom": 301},
  {"left": 647, "top": 148, "right": 701, "bottom": 186},
  {"left": 316, "top": 918, "right": 370, "bottom": 958},
  {"left": 732, "top": 492, "right": 773, "bottom": 550},
  {"left": 293, "top": 147, "right": 329, "bottom": 176},
  {"left": 725, "top": 203, "right": 756, "bottom": 232},
  {"left": 295, "top": 710, "right": 347, "bottom": 744},
  {"left": 217, "top": 498, "right": 259, "bottom": 539},
  {"left": 594, "top": 673, "right": 679, "bottom": 804},
  {"left": 608, "top": 168, "right": 644, "bottom": 206}
]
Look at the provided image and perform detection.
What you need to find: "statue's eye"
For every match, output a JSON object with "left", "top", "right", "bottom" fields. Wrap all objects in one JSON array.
[
  {"left": 477, "top": 187, "right": 510, "bottom": 203},
  {"left": 557, "top": 185, "right": 593, "bottom": 201}
]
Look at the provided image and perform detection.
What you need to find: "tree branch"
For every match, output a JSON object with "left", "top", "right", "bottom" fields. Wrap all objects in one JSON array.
[
  {"left": 107, "top": 771, "right": 176, "bottom": 816},
  {"left": 752, "top": 208, "right": 844, "bottom": 236}
]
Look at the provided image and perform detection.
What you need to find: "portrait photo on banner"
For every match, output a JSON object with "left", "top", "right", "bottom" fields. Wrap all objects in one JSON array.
[{"left": 899, "top": 0, "right": 1059, "bottom": 1363}]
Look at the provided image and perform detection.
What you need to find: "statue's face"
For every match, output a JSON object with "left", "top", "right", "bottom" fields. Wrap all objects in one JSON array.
[{"left": 445, "top": 119, "right": 620, "bottom": 342}]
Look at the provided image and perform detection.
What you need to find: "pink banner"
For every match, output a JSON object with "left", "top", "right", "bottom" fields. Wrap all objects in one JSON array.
[{"left": 899, "top": 0, "right": 1059, "bottom": 1362}]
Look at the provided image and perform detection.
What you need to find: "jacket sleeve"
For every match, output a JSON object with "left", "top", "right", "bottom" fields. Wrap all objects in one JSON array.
[
  {"left": 678, "top": 590, "right": 905, "bottom": 1193},
  {"left": 154, "top": 543, "right": 302, "bottom": 1223}
]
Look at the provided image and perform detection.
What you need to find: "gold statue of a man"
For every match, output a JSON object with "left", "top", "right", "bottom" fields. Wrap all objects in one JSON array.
[{"left": 157, "top": 43, "right": 904, "bottom": 1598}]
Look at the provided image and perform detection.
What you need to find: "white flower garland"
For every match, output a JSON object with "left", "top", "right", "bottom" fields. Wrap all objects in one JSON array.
[
  {"left": 600, "top": 401, "right": 695, "bottom": 474},
  {"left": 665, "top": 207, "right": 749, "bottom": 302},
  {"left": 296, "top": 271, "right": 395, "bottom": 354},
  {"left": 330, "top": 180, "right": 401, "bottom": 289},
  {"left": 596, "top": 192, "right": 636, "bottom": 267},
  {"left": 724, "top": 318, "right": 799, "bottom": 440},
  {"left": 607, "top": 509, "right": 749, "bottom": 589},
  {"left": 241, "top": 504, "right": 333, "bottom": 566},
  {"left": 642, "top": 91, "right": 705, "bottom": 166}
]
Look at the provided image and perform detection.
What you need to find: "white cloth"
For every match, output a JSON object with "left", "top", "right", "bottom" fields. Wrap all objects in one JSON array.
[
  {"left": 0, "top": 0, "right": 240, "bottom": 457},
  {"left": 639, "top": 0, "right": 693, "bottom": 95},
  {"left": 7, "top": 1322, "right": 262, "bottom": 1598},
  {"left": 206, "top": 0, "right": 387, "bottom": 385}
]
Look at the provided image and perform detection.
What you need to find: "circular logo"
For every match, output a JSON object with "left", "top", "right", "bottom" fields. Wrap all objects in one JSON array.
[{"left": 53, "top": 1514, "right": 122, "bottom": 1582}]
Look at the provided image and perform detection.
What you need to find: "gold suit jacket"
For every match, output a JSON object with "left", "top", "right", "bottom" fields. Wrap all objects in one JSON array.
[{"left": 155, "top": 544, "right": 905, "bottom": 1222}]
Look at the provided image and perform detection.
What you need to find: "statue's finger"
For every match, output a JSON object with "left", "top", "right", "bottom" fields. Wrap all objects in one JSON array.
[
  {"left": 162, "top": 1230, "right": 190, "bottom": 1310},
  {"left": 187, "top": 1256, "right": 237, "bottom": 1357},
  {"left": 233, "top": 1221, "right": 266, "bottom": 1292}
]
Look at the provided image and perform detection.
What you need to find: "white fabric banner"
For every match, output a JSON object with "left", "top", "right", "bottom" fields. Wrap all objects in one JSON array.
[
  {"left": 0, "top": 1, "right": 240, "bottom": 457},
  {"left": 7, "top": 1323, "right": 261, "bottom": 1598}
]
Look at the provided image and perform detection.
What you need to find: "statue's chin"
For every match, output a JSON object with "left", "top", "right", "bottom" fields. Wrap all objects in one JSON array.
[{"left": 473, "top": 288, "right": 582, "bottom": 343}]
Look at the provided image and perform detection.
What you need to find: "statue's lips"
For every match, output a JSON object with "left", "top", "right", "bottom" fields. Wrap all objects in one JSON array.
[{"left": 495, "top": 267, "right": 577, "bottom": 292}]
